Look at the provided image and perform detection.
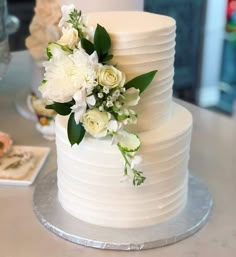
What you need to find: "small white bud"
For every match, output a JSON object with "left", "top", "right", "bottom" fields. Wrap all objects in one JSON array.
[
  {"left": 111, "top": 96, "right": 117, "bottom": 102},
  {"left": 98, "top": 92, "right": 104, "bottom": 98},
  {"left": 123, "top": 108, "right": 129, "bottom": 116},
  {"left": 112, "top": 89, "right": 120, "bottom": 98},
  {"left": 103, "top": 87, "right": 110, "bottom": 94},
  {"left": 129, "top": 110, "right": 135, "bottom": 115},
  {"left": 120, "top": 87, "right": 126, "bottom": 93},
  {"left": 123, "top": 119, "right": 128, "bottom": 125},
  {"left": 106, "top": 101, "right": 113, "bottom": 108},
  {"left": 130, "top": 116, "right": 137, "bottom": 124},
  {"left": 115, "top": 101, "right": 122, "bottom": 109},
  {"left": 99, "top": 105, "right": 104, "bottom": 111}
]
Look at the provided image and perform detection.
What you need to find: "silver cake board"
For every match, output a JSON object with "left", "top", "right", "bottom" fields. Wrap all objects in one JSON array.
[{"left": 33, "top": 172, "right": 213, "bottom": 251}]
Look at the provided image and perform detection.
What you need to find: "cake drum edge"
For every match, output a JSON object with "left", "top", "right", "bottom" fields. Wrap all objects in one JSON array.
[{"left": 33, "top": 172, "right": 213, "bottom": 251}]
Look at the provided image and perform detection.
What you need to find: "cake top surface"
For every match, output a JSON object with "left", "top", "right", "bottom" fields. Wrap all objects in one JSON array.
[{"left": 87, "top": 11, "right": 176, "bottom": 34}]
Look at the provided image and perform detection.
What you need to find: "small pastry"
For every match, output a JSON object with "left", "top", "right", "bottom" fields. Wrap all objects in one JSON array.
[
  {"left": 0, "top": 148, "right": 36, "bottom": 180},
  {"left": 0, "top": 132, "right": 13, "bottom": 158}
]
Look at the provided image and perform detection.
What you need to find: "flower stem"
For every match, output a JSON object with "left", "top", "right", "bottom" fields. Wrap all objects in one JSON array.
[
  {"left": 117, "top": 144, "right": 146, "bottom": 186},
  {"left": 117, "top": 144, "right": 130, "bottom": 176}
]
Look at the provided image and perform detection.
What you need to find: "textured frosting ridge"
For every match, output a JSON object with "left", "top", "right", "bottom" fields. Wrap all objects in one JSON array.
[
  {"left": 56, "top": 103, "right": 192, "bottom": 228},
  {"left": 56, "top": 11, "right": 193, "bottom": 228},
  {"left": 88, "top": 12, "right": 175, "bottom": 132}
]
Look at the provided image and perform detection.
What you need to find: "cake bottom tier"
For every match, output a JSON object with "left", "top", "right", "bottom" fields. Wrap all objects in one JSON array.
[{"left": 55, "top": 102, "right": 192, "bottom": 228}]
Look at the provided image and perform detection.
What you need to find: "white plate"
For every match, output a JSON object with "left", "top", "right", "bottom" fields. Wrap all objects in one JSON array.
[{"left": 0, "top": 146, "right": 50, "bottom": 186}]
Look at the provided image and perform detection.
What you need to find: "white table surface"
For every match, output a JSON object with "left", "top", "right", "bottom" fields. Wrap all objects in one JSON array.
[{"left": 0, "top": 51, "right": 236, "bottom": 257}]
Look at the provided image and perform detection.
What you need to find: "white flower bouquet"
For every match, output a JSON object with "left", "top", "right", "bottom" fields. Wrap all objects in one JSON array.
[{"left": 39, "top": 5, "right": 157, "bottom": 186}]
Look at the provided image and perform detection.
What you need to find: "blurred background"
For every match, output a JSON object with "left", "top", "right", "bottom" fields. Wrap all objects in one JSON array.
[{"left": 7, "top": 0, "right": 236, "bottom": 117}]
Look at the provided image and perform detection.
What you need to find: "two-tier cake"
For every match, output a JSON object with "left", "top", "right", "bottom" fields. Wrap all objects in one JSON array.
[{"left": 54, "top": 11, "right": 192, "bottom": 228}]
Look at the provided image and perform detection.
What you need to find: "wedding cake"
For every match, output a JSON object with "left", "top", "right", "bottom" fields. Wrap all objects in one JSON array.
[{"left": 41, "top": 9, "right": 192, "bottom": 228}]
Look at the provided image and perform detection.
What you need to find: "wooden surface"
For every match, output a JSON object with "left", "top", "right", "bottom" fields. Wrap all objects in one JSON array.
[{"left": 0, "top": 51, "right": 236, "bottom": 257}]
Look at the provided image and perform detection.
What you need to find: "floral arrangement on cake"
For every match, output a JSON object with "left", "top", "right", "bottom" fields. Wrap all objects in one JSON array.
[{"left": 39, "top": 5, "right": 157, "bottom": 186}]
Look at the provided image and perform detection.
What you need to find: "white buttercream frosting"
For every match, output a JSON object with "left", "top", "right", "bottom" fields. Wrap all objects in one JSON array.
[
  {"left": 56, "top": 103, "right": 192, "bottom": 228},
  {"left": 55, "top": 11, "right": 193, "bottom": 228},
  {"left": 87, "top": 11, "right": 176, "bottom": 132}
]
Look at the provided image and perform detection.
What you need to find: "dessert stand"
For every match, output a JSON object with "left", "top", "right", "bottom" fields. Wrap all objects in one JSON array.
[
  {"left": 33, "top": 172, "right": 213, "bottom": 250},
  {"left": 15, "top": 88, "right": 37, "bottom": 122}
]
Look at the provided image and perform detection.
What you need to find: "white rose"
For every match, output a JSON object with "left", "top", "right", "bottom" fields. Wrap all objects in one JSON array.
[
  {"left": 98, "top": 65, "right": 125, "bottom": 89},
  {"left": 82, "top": 109, "right": 110, "bottom": 138},
  {"left": 57, "top": 27, "right": 79, "bottom": 49}
]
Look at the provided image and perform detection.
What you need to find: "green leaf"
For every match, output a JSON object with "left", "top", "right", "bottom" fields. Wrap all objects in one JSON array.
[
  {"left": 45, "top": 104, "right": 54, "bottom": 110},
  {"left": 46, "top": 47, "right": 53, "bottom": 60},
  {"left": 67, "top": 113, "right": 86, "bottom": 146},
  {"left": 125, "top": 70, "right": 158, "bottom": 93},
  {"left": 102, "top": 54, "right": 113, "bottom": 63},
  {"left": 117, "top": 114, "right": 128, "bottom": 121},
  {"left": 68, "top": 9, "right": 84, "bottom": 38},
  {"left": 46, "top": 101, "right": 74, "bottom": 116},
  {"left": 81, "top": 38, "right": 95, "bottom": 55},
  {"left": 133, "top": 170, "right": 146, "bottom": 186},
  {"left": 94, "top": 24, "right": 111, "bottom": 61}
]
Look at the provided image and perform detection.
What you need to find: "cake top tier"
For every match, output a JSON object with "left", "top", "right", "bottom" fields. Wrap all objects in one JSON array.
[{"left": 87, "top": 11, "right": 176, "bottom": 35}]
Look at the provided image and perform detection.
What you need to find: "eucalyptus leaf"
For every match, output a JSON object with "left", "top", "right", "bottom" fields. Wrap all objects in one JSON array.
[
  {"left": 94, "top": 24, "right": 111, "bottom": 61},
  {"left": 125, "top": 70, "right": 158, "bottom": 93},
  {"left": 67, "top": 113, "right": 86, "bottom": 146},
  {"left": 81, "top": 38, "right": 95, "bottom": 55}
]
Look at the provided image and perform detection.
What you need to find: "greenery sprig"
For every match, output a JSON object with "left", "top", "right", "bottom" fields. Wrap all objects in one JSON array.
[
  {"left": 68, "top": 9, "right": 85, "bottom": 38},
  {"left": 118, "top": 144, "right": 146, "bottom": 186}
]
